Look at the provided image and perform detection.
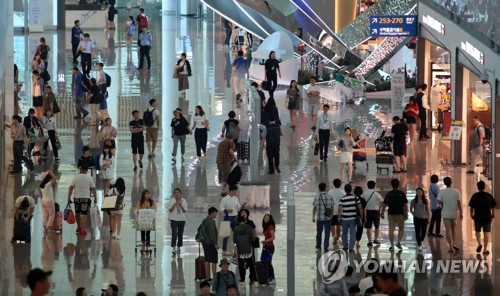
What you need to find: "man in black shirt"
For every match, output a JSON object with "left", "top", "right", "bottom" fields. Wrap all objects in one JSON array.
[
  {"left": 130, "top": 110, "right": 145, "bottom": 171},
  {"left": 262, "top": 115, "right": 282, "bottom": 174},
  {"left": 415, "top": 84, "right": 430, "bottom": 141},
  {"left": 391, "top": 116, "right": 409, "bottom": 172},
  {"left": 468, "top": 180, "right": 496, "bottom": 254},
  {"left": 380, "top": 179, "right": 408, "bottom": 251},
  {"left": 264, "top": 51, "right": 281, "bottom": 98}
]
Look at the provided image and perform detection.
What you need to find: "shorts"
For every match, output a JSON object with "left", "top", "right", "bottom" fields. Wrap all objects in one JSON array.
[
  {"left": 406, "top": 116, "right": 417, "bottom": 124},
  {"left": 340, "top": 152, "right": 353, "bottom": 163},
  {"left": 146, "top": 127, "right": 159, "bottom": 142},
  {"left": 331, "top": 215, "right": 340, "bottom": 226},
  {"left": 393, "top": 144, "right": 406, "bottom": 157},
  {"left": 202, "top": 243, "right": 218, "bottom": 263},
  {"left": 217, "top": 163, "right": 232, "bottom": 183},
  {"left": 308, "top": 103, "right": 320, "bottom": 117},
  {"left": 33, "top": 96, "right": 44, "bottom": 107},
  {"left": 74, "top": 198, "right": 91, "bottom": 215},
  {"left": 365, "top": 210, "right": 380, "bottom": 229},
  {"left": 131, "top": 137, "right": 145, "bottom": 154},
  {"left": 388, "top": 214, "right": 405, "bottom": 229},
  {"left": 443, "top": 217, "right": 456, "bottom": 225},
  {"left": 474, "top": 220, "right": 492, "bottom": 232}
]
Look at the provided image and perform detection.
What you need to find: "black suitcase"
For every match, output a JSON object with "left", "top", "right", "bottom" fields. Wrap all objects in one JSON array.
[
  {"left": 376, "top": 153, "right": 394, "bottom": 173},
  {"left": 12, "top": 219, "right": 31, "bottom": 243},
  {"left": 238, "top": 141, "right": 250, "bottom": 160},
  {"left": 255, "top": 261, "right": 269, "bottom": 285}
]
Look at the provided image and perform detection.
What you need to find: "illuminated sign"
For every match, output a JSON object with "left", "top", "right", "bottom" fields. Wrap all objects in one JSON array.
[
  {"left": 370, "top": 15, "right": 417, "bottom": 37},
  {"left": 422, "top": 15, "right": 445, "bottom": 36},
  {"left": 461, "top": 41, "right": 484, "bottom": 65}
]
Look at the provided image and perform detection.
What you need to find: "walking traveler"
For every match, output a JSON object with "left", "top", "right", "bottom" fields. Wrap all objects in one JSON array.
[
  {"left": 427, "top": 174, "right": 443, "bottom": 237},
  {"left": 191, "top": 105, "right": 209, "bottom": 159},
  {"left": 338, "top": 184, "right": 363, "bottom": 252},
  {"left": 316, "top": 104, "right": 334, "bottom": 162},
  {"left": 78, "top": 33, "right": 95, "bottom": 76},
  {"left": 380, "top": 179, "right": 408, "bottom": 251},
  {"left": 286, "top": 80, "right": 300, "bottom": 128},
  {"left": 135, "top": 189, "right": 156, "bottom": 253},
  {"left": 469, "top": 181, "right": 496, "bottom": 255},
  {"left": 361, "top": 180, "right": 384, "bottom": 246},
  {"left": 175, "top": 53, "right": 192, "bottom": 93},
  {"left": 410, "top": 187, "right": 430, "bottom": 251},
  {"left": 168, "top": 188, "right": 187, "bottom": 255},
  {"left": 170, "top": 108, "right": 190, "bottom": 162},
  {"left": 262, "top": 115, "right": 282, "bottom": 174},
  {"left": 313, "top": 183, "right": 334, "bottom": 252},
  {"left": 138, "top": 26, "right": 152, "bottom": 69},
  {"left": 39, "top": 170, "right": 57, "bottom": 235},
  {"left": 264, "top": 51, "right": 281, "bottom": 97},
  {"left": 437, "top": 177, "right": 463, "bottom": 253},
  {"left": 145, "top": 99, "right": 160, "bottom": 158}
]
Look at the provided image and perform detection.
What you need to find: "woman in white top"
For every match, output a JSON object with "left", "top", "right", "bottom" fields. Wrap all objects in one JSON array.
[
  {"left": 39, "top": 170, "right": 57, "bottom": 235},
  {"left": 32, "top": 53, "right": 46, "bottom": 74},
  {"left": 338, "top": 127, "right": 357, "bottom": 183},
  {"left": 101, "top": 117, "right": 118, "bottom": 155},
  {"left": 42, "top": 109, "right": 59, "bottom": 162},
  {"left": 100, "top": 145, "right": 115, "bottom": 196},
  {"left": 168, "top": 188, "right": 187, "bottom": 255},
  {"left": 191, "top": 105, "right": 209, "bottom": 159},
  {"left": 175, "top": 53, "right": 192, "bottom": 94},
  {"left": 109, "top": 177, "right": 126, "bottom": 239}
]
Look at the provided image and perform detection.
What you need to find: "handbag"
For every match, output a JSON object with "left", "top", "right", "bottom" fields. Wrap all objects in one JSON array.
[
  {"left": 219, "top": 220, "right": 232, "bottom": 237},
  {"left": 252, "top": 237, "right": 260, "bottom": 248},
  {"left": 101, "top": 190, "right": 122, "bottom": 211},
  {"left": 314, "top": 142, "right": 319, "bottom": 155},
  {"left": 55, "top": 135, "right": 62, "bottom": 150},
  {"left": 172, "top": 67, "right": 179, "bottom": 79},
  {"left": 65, "top": 203, "right": 76, "bottom": 224}
]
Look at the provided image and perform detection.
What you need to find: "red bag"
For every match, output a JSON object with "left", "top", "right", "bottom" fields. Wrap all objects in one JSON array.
[{"left": 67, "top": 209, "right": 76, "bottom": 225}]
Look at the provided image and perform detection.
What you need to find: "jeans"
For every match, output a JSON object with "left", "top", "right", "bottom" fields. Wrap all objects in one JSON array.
[
  {"left": 73, "top": 93, "right": 87, "bottom": 117},
  {"left": 266, "top": 145, "right": 280, "bottom": 173},
  {"left": 316, "top": 219, "right": 331, "bottom": 249},
  {"left": 428, "top": 208, "right": 442, "bottom": 235},
  {"left": 222, "top": 215, "right": 238, "bottom": 251},
  {"left": 172, "top": 135, "right": 186, "bottom": 156},
  {"left": 341, "top": 219, "right": 357, "bottom": 249},
  {"left": 318, "top": 129, "right": 330, "bottom": 159},
  {"left": 266, "top": 75, "right": 278, "bottom": 98},
  {"left": 41, "top": 199, "right": 55, "bottom": 228},
  {"left": 141, "top": 230, "right": 151, "bottom": 245},
  {"left": 170, "top": 220, "right": 186, "bottom": 247},
  {"left": 13, "top": 141, "right": 31, "bottom": 171},
  {"left": 264, "top": 246, "right": 275, "bottom": 280},
  {"left": 238, "top": 256, "right": 257, "bottom": 282},
  {"left": 139, "top": 45, "right": 151, "bottom": 68},
  {"left": 414, "top": 217, "right": 428, "bottom": 246},
  {"left": 81, "top": 53, "right": 92, "bottom": 76},
  {"left": 43, "top": 130, "right": 59, "bottom": 158},
  {"left": 194, "top": 128, "right": 208, "bottom": 157}
]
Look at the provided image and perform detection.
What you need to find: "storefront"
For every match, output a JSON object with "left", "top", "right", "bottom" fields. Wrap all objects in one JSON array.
[{"left": 418, "top": 0, "right": 500, "bottom": 194}]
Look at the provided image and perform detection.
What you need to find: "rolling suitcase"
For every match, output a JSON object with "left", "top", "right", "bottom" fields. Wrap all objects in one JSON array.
[
  {"left": 195, "top": 243, "right": 206, "bottom": 280},
  {"left": 12, "top": 219, "right": 31, "bottom": 243},
  {"left": 238, "top": 141, "right": 250, "bottom": 161},
  {"left": 53, "top": 202, "right": 63, "bottom": 233},
  {"left": 255, "top": 261, "right": 269, "bottom": 285},
  {"left": 376, "top": 153, "right": 394, "bottom": 173},
  {"left": 353, "top": 151, "right": 367, "bottom": 162}
]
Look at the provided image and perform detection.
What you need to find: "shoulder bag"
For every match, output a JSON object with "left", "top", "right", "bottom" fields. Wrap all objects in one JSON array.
[{"left": 320, "top": 193, "right": 333, "bottom": 217}]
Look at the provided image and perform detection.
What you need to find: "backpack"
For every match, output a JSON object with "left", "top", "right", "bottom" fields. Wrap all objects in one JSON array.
[
  {"left": 478, "top": 124, "right": 492, "bottom": 140},
  {"left": 143, "top": 108, "right": 156, "bottom": 127},
  {"left": 39, "top": 45, "right": 48, "bottom": 60},
  {"left": 105, "top": 73, "right": 111, "bottom": 88},
  {"left": 195, "top": 220, "right": 208, "bottom": 243},
  {"left": 139, "top": 14, "right": 148, "bottom": 28},
  {"left": 227, "top": 121, "right": 239, "bottom": 139},
  {"left": 356, "top": 195, "right": 367, "bottom": 209}
]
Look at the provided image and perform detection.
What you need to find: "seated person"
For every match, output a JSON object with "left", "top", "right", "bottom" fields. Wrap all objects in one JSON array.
[{"left": 14, "top": 195, "right": 35, "bottom": 220}]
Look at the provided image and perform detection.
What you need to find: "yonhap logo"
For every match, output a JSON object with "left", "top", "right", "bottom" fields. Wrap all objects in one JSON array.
[{"left": 317, "top": 249, "right": 349, "bottom": 284}]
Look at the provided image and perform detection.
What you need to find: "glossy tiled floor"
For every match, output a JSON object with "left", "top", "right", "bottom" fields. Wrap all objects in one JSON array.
[{"left": 1, "top": 2, "right": 498, "bottom": 296}]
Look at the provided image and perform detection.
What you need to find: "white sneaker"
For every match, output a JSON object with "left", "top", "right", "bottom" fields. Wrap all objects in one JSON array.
[
  {"left": 268, "top": 279, "right": 276, "bottom": 285},
  {"left": 116, "top": 235, "right": 121, "bottom": 240}
]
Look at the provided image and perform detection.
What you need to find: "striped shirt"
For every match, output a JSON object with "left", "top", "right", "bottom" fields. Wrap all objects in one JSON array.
[
  {"left": 313, "top": 192, "right": 334, "bottom": 221},
  {"left": 339, "top": 194, "right": 360, "bottom": 220}
]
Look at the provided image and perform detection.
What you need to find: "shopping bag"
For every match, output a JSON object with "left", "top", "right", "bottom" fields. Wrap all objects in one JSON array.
[
  {"left": 314, "top": 142, "right": 319, "bottom": 155},
  {"left": 65, "top": 203, "right": 76, "bottom": 225},
  {"left": 219, "top": 221, "right": 232, "bottom": 238},
  {"left": 90, "top": 206, "right": 102, "bottom": 228},
  {"left": 101, "top": 195, "right": 119, "bottom": 211}
]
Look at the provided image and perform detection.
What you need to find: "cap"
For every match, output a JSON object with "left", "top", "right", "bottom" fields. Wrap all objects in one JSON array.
[
  {"left": 219, "top": 258, "right": 230, "bottom": 267},
  {"left": 27, "top": 268, "right": 52, "bottom": 290},
  {"left": 173, "top": 108, "right": 182, "bottom": 114},
  {"left": 100, "top": 282, "right": 109, "bottom": 291}
]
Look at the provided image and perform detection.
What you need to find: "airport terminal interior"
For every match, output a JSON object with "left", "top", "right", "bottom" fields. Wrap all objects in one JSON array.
[{"left": 1, "top": 0, "right": 500, "bottom": 295}]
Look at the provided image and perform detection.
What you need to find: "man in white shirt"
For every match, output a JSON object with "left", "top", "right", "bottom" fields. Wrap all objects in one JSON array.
[
  {"left": 78, "top": 33, "right": 95, "bottom": 77},
  {"left": 306, "top": 77, "right": 321, "bottom": 130},
  {"left": 316, "top": 104, "right": 334, "bottom": 162},
  {"left": 68, "top": 166, "right": 97, "bottom": 237},
  {"left": 146, "top": 99, "right": 161, "bottom": 158},
  {"left": 219, "top": 185, "right": 246, "bottom": 255},
  {"left": 96, "top": 62, "right": 107, "bottom": 94},
  {"left": 361, "top": 180, "right": 384, "bottom": 246},
  {"left": 437, "top": 177, "right": 463, "bottom": 253},
  {"left": 328, "top": 178, "right": 345, "bottom": 243}
]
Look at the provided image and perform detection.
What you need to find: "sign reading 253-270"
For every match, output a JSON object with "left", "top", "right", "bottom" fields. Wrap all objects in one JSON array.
[{"left": 370, "top": 15, "right": 417, "bottom": 37}]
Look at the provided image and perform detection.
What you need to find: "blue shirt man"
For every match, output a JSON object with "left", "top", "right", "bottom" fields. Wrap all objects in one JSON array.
[
  {"left": 232, "top": 55, "right": 248, "bottom": 78},
  {"left": 72, "top": 21, "right": 83, "bottom": 45},
  {"left": 139, "top": 30, "right": 152, "bottom": 46}
]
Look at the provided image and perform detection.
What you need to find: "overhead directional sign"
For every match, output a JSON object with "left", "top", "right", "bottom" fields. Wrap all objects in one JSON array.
[{"left": 370, "top": 15, "right": 417, "bottom": 37}]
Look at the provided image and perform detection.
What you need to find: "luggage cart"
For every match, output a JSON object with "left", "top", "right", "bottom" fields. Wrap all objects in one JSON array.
[
  {"left": 134, "top": 209, "right": 157, "bottom": 257},
  {"left": 352, "top": 137, "right": 368, "bottom": 171},
  {"left": 374, "top": 131, "right": 394, "bottom": 174}
]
